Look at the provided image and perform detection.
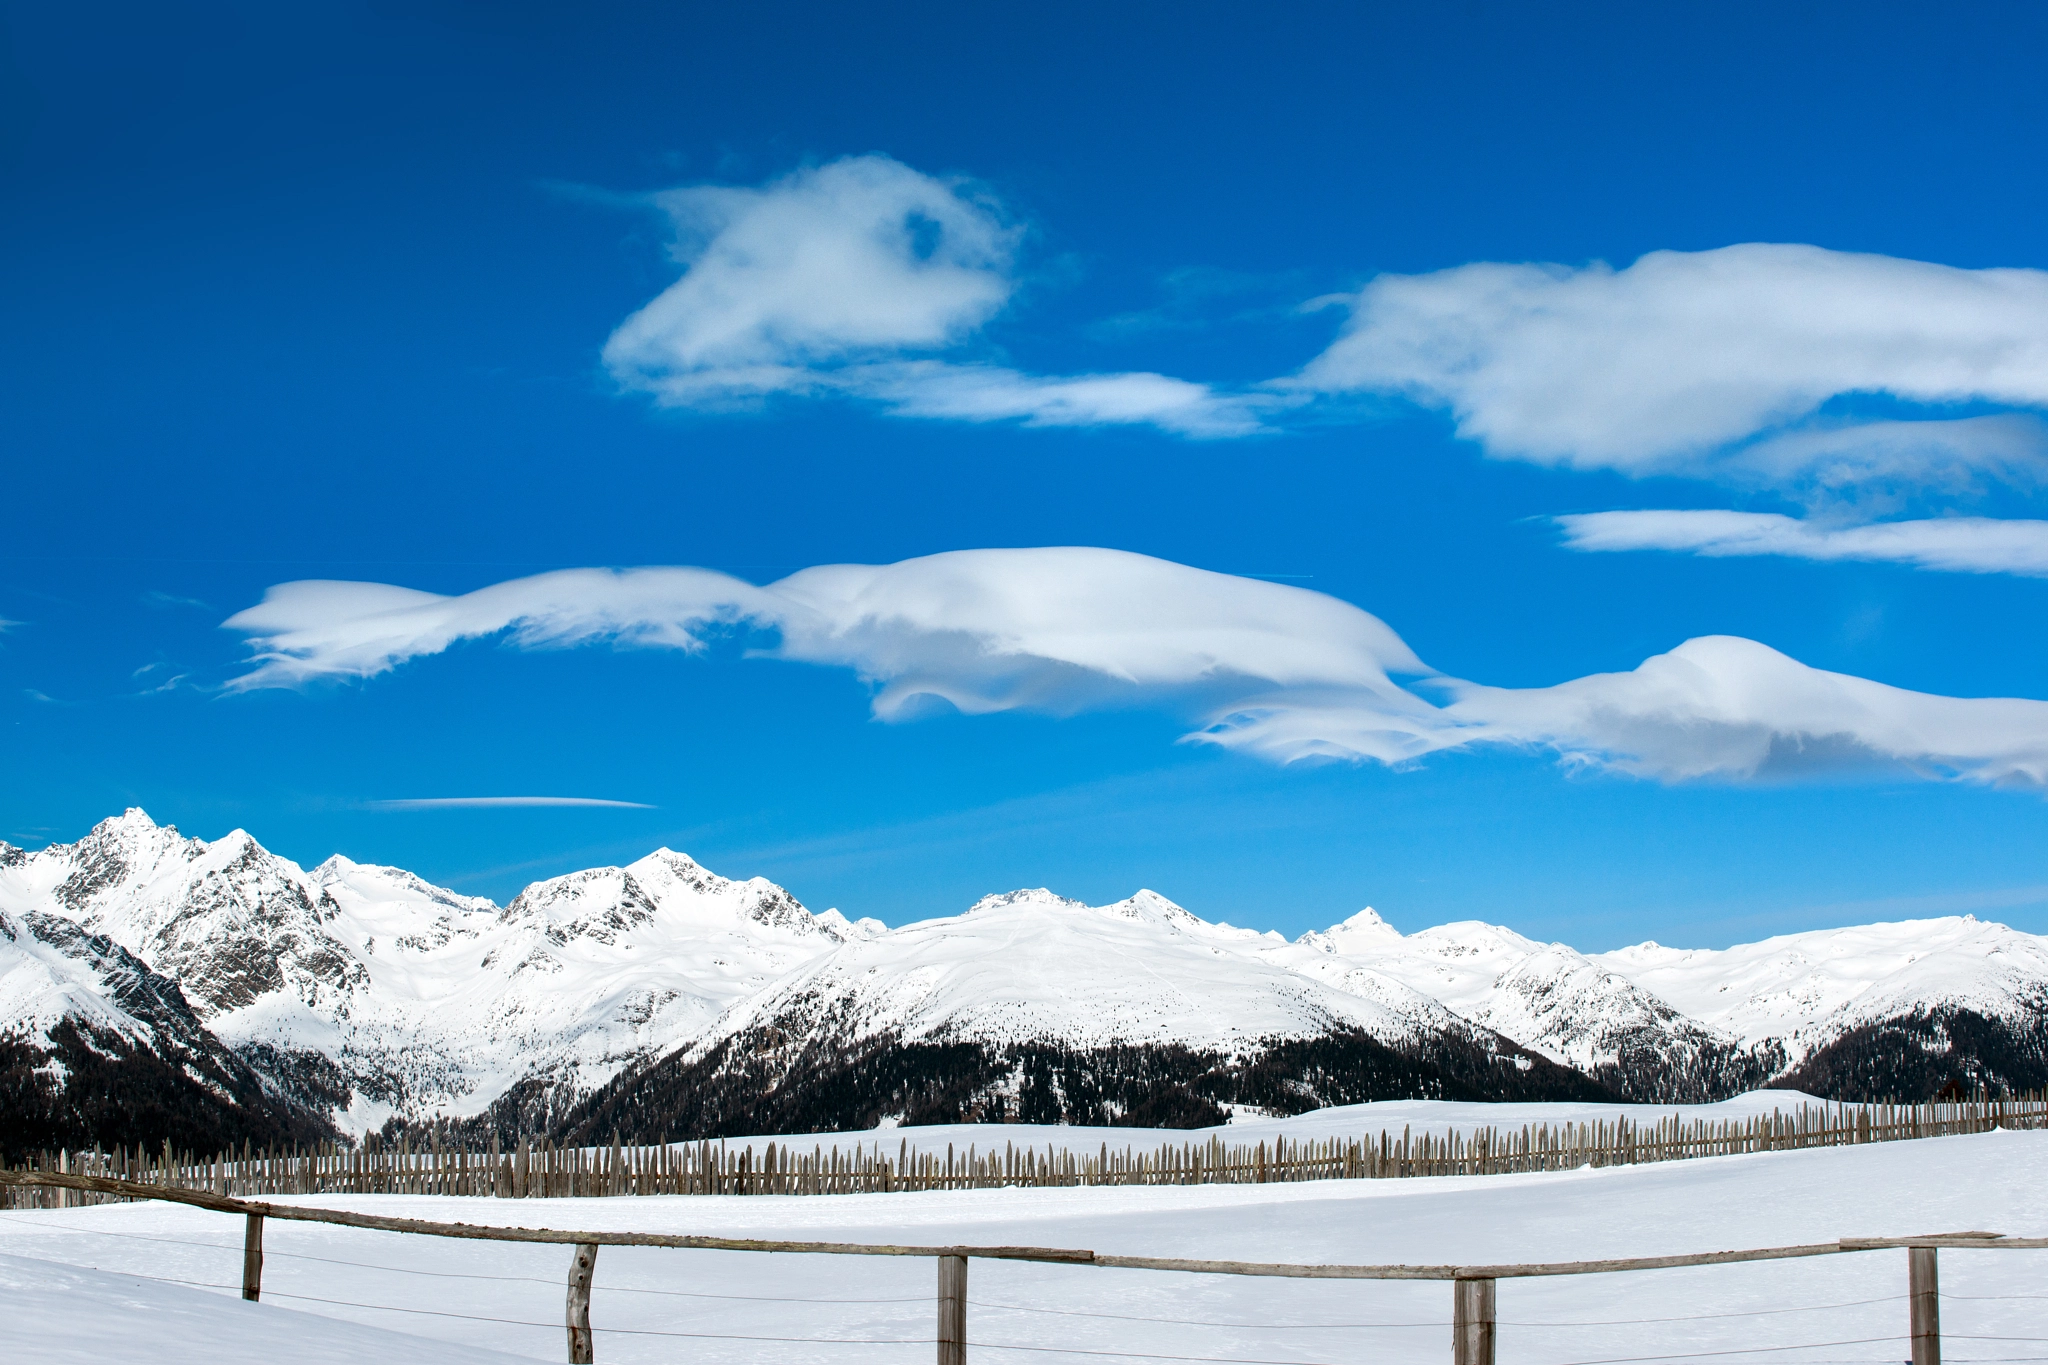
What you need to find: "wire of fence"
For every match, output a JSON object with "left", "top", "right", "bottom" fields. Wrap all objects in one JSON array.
[
  {"left": 969, "top": 1298, "right": 1450, "bottom": 1329},
  {"left": 0, "top": 1209, "right": 938, "bottom": 1303},
  {"left": 1542, "top": 1341, "right": 1908, "bottom": 1365}
]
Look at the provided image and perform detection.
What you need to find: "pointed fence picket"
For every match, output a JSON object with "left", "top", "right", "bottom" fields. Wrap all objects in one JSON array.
[{"left": 7, "top": 1093, "right": 2042, "bottom": 1208}]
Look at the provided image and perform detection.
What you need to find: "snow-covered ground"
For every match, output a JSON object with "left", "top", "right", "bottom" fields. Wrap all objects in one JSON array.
[
  {"left": 4, "top": 1124, "right": 2045, "bottom": 1364},
  {"left": 708, "top": 1089, "right": 1850, "bottom": 1161}
]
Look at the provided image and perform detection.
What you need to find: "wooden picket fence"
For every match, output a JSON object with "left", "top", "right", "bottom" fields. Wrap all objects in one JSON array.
[{"left": 8, "top": 1093, "right": 2044, "bottom": 1209}]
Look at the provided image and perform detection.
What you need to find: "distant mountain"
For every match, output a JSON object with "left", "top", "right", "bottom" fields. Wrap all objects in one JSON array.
[
  {"left": 4, "top": 810, "right": 2044, "bottom": 1152},
  {"left": 1269, "top": 909, "right": 1786, "bottom": 1102},
  {"left": 0, "top": 811, "right": 872, "bottom": 1146},
  {"left": 559, "top": 889, "right": 1598, "bottom": 1140},
  {"left": 1595, "top": 919, "right": 2048, "bottom": 1100}
]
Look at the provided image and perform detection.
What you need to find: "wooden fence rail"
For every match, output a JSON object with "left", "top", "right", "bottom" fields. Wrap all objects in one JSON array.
[
  {"left": 0, "top": 1168, "right": 2035, "bottom": 1365},
  {"left": 7, "top": 1093, "right": 2042, "bottom": 1209}
]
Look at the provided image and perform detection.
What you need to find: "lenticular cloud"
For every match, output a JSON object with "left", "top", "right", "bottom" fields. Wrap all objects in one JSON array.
[
  {"left": 600, "top": 155, "right": 1262, "bottom": 437},
  {"left": 223, "top": 548, "right": 2048, "bottom": 788},
  {"left": 1555, "top": 510, "right": 2048, "bottom": 577},
  {"left": 1294, "top": 243, "right": 2048, "bottom": 489}
]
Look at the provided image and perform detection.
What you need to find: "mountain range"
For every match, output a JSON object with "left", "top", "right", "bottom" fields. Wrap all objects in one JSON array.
[{"left": 4, "top": 810, "right": 2044, "bottom": 1154}]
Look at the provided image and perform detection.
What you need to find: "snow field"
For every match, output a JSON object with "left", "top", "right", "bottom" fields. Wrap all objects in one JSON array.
[
  {"left": 709, "top": 1090, "right": 1850, "bottom": 1162},
  {"left": 4, "top": 1128, "right": 2047, "bottom": 1364}
]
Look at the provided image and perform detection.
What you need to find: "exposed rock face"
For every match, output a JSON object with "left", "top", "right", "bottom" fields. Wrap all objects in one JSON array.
[{"left": 0, "top": 902, "right": 333, "bottom": 1158}]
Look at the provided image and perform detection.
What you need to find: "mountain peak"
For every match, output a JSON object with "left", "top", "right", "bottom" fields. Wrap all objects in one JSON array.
[
  {"left": 1298, "top": 905, "right": 1403, "bottom": 951},
  {"left": 965, "top": 888, "right": 1088, "bottom": 917},
  {"left": 640, "top": 847, "right": 703, "bottom": 868},
  {"left": 816, "top": 906, "right": 888, "bottom": 940},
  {"left": 96, "top": 807, "right": 176, "bottom": 838},
  {"left": 1098, "top": 888, "right": 1204, "bottom": 929}
]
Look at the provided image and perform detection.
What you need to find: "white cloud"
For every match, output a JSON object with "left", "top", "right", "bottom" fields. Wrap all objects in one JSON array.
[
  {"left": 368, "top": 797, "right": 654, "bottom": 810},
  {"left": 601, "top": 155, "right": 1259, "bottom": 437},
  {"left": 224, "top": 548, "right": 2048, "bottom": 789},
  {"left": 1292, "top": 244, "right": 2048, "bottom": 489},
  {"left": 1556, "top": 510, "right": 2048, "bottom": 577},
  {"left": 225, "top": 551, "right": 1435, "bottom": 757},
  {"left": 761, "top": 549, "right": 1432, "bottom": 736},
  {"left": 603, "top": 156, "right": 1016, "bottom": 391},
  {"left": 223, "top": 571, "right": 770, "bottom": 689},
  {"left": 1447, "top": 637, "right": 2048, "bottom": 787},
  {"left": 854, "top": 362, "right": 1269, "bottom": 437},
  {"left": 1198, "top": 635, "right": 2048, "bottom": 787}
]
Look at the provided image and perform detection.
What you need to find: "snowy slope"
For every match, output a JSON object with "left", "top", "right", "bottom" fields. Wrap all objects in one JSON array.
[
  {"left": 4, "top": 1126, "right": 2046, "bottom": 1365},
  {"left": 0, "top": 902, "right": 208, "bottom": 1050},
  {"left": 1596, "top": 914, "right": 2048, "bottom": 1090},
  {"left": 1598, "top": 915, "right": 2048, "bottom": 1043},
  {"left": 700, "top": 888, "right": 1470, "bottom": 1053},
  {"left": 0, "top": 1254, "right": 535, "bottom": 1365}
]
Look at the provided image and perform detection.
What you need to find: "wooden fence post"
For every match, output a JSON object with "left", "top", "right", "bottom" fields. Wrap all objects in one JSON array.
[
  {"left": 1909, "top": 1247, "right": 1940, "bottom": 1365},
  {"left": 937, "top": 1253, "right": 967, "bottom": 1365},
  {"left": 566, "top": 1242, "right": 599, "bottom": 1364},
  {"left": 1453, "top": 1277, "right": 1494, "bottom": 1365},
  {"left": 241, "top": 1213, "right": 264, "bottom": 1301}
]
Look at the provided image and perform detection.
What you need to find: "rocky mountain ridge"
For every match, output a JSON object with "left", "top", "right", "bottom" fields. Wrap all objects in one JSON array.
[{"left": 3, "top": 810, "right": 2042, "bottom": 1152}]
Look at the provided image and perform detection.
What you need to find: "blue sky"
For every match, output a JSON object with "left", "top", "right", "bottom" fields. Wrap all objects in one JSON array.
[{"left": 6, "top": 2, "right": 2048, "bottom": 946}]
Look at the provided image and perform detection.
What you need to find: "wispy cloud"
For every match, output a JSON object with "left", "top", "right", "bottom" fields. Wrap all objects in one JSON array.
[
  {"left": 368, "top": 797, "right": 656, "bottom": 811},
  {"left": 1556, "top": 510, "right": 2048, "bottom": 577},
  {"left": 851, "top": 361, "right": 1269, "bottom": 437},
  {"left": 142, "top": 591, "right": 213, "bottom": 611},
  {"left": 602, "top": 155, "right": 1265, "bottom": 437},
  {"left": 133, "top": 672, "right": 193, "bottom": 696},
  {"left": 223, "top": 548, "right": 2048, "bottom": 789},
  {"left": 1289, "top": 244, "right": 2048, "bottom": 497}
]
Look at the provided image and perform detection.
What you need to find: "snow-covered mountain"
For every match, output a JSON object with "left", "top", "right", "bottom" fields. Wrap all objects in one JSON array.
[
  {"left": 1263, "top": 909, "right": 1785, "bottom": 1101},
  {"left": 1597, "top": 917, "right": 2048, "bottom": 1046},
  {"left": 556, "top": 888, "right": 1598, "bottom": 1139},
  {"left": 708, "top": 888, "right": 1467, "bottom": 1051},
  {"left": 1596, "top": 918, "right": 2048, "bottom": 1095},
  {"left": 4, "top": 809, "right": 2045, "bottom": 1153},
  {"left": 0, "top": 811, "right": 876, "bottom": 1142}
]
